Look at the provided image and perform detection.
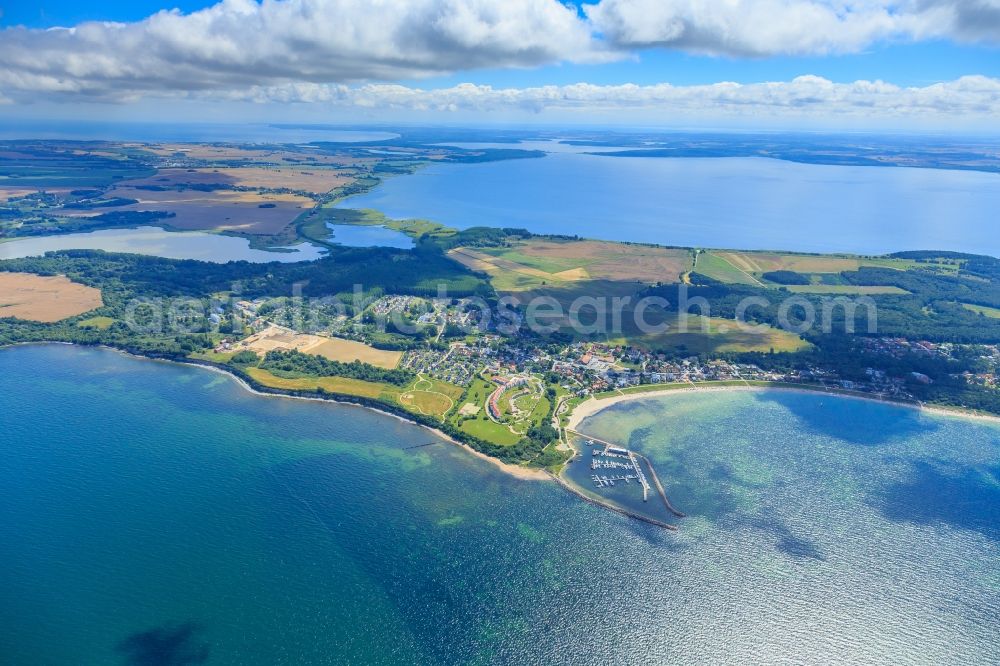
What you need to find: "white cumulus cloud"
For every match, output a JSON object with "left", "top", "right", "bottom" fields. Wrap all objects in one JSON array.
[
  {"left": 218, "top": 75, "right": 1000, "bottom": 122},
  {"left": 0, "top": 0, "right": 997, "bottom": 106},
  {"left": 0, "top": 0, "right": 606, "bottom": 101},
  {"left": 584, "top": 0, "right": 1000, "bottom": 57}
]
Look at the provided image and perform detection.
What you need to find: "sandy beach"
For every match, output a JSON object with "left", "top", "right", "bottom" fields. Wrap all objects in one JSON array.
[
  {"left": 566, "top": 382, "right": 1000, "bottom": 433},
  {"left": 8, "top": 343, "right": 996, "bottom": 483}
]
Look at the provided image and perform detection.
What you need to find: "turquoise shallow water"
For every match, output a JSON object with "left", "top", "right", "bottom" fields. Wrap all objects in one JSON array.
[{"left": 1, "top": 345, "right": 998, "bottom": 665}]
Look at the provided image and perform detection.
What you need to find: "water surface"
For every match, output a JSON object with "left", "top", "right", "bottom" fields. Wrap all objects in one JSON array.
[
  {"left": 0, "top": 226, "right": 326, "bottom": 263},
  {"left": 344, "top": 154, "right": 1000, "bottom": 256},
  {"left": 326, "top": 223, "right": 413, "bottom": 249},
  {"left": 1, "top": 345, "right": 997, "bottom": 664}
]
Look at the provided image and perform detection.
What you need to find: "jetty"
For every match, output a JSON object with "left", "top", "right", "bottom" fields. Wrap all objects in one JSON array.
[
  {"left": 549, "top": 472, "right": 678, "bottom": 531},
  {"left": 635, "top": 452, "right": 686, "bottom": 518}
]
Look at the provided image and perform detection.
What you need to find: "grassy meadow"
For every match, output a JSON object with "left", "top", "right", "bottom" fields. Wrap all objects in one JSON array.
[
  {"left": 451, "top": 238, "right": 809, "bottom": 354},
  {"left": 962, "top": 303, "right": 1000, "bottom": 319}
]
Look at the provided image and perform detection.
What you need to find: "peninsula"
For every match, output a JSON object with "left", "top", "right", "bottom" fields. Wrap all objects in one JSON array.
[{"left": 3, "top": 135, "right": 1000, "bottom": 526}]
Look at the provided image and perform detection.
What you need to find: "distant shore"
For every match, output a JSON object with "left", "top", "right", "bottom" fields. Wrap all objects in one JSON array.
[{"left": 565, "top": 381, "right": 1000, "bottom": 432}]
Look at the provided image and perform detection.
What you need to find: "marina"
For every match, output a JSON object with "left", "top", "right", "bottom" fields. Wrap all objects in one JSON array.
[
  {"left": 589, "top": 443, "right": 653, "bottom": 502},
  {"left": 563, "top": 430, "right": 684, "bottom": 528},
  {"left": 5, "top": 345, "right": 997, "bottom": 662}
]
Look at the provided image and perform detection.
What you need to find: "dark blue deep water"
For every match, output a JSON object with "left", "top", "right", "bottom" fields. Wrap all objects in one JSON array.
[{"left": 1, "top": 345, "right": 998, "bottom": 664}]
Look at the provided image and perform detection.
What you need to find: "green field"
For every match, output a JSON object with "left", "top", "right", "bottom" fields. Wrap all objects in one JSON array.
[
  {"left": 606, "top": 324, "right": 808, "bottom": 354},
  {"left": 0, "top": 161, "right": 155, "bottom": 188},
  {"left": 399, "top": 374, "right": 464, "bottom": 419},
  {"left": 699, "top": 250, "right": 958, "bottom": 287},
  {"left": 454, "top": 376, "right": 521, "bottom": 446},
  {"left": 246, "top": 367, "right": 400, "bottom": 401},
  {"left": 962, "top": 303, "right": 1000, "bottom": 319},
  {"left": 457, "top": 416, "right": 521, "bottom": 446},
  {"left": 500, "top": 388, "right": 550, "bottom": 435},
  {"left": 694, "top": 251, "right": 762, "bottom": 285},
  {"left": 451, "top": 239, "right": 690, "bottom": 292},
  {"left": 476, "top": 246, "right": 597, "bottom": 275},
  {"left": 76, "top": 316, "right": 116, "bottom": 330},
  {"left": 189, "top": 350, "right": 237, "bottom": 363},
  {"left": 450, "top": 375, "right": 550, "bottom": 447},
  {"left": 785, "top": 285, "right": 909, "bottom": 295},
  {"left": 400, "top": 390, "right": 452, "bottom": 417}
]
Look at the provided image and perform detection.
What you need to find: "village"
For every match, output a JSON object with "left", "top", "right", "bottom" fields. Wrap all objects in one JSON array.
[{"left": 212, "top": 290, "right": 1000, "bottom": 422}]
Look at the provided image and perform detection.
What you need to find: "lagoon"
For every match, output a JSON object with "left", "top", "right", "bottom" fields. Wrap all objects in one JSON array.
[
  {"left": 344, "top": 153, "right": 1000, "bottom": 256},
  {"left": 326, "top": 223, "right": 414, "bottom": 249},
  {"left": 0, "top": 226, "right": 327, "bottom": 263},
  {"left": 1, "top": 345, "right": 997, "bottom": 664}
]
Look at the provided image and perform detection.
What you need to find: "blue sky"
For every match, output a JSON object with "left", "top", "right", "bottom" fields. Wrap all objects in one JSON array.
[
  {"left": 5, "top": 0, "right": 997, "bottom": 86},
  {"left": 419, "top": 43, "right": 1000, "bottom": 89},
  {"left": 0, "top": 0, "right": 998, "bottom": 129},
  {"left": 0, "top": 1, "right": 214, "bottom": 27}
]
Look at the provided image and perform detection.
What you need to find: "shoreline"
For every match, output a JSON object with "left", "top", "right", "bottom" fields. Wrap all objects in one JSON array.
[
  {"left": 191, "top": 360, "right": 549, "bottom": 482},
  {"left": 565, "top": 382, "right": 1000, "bottom": 432},
  {"left": 8, "top": 342, "right": 1000, "bottom": 485},
  {"left": 8, "top": 342, "right": 996, "bottom": 530},
  {"left": 2, "top": 342, "right": 549, "bottom": 483}
]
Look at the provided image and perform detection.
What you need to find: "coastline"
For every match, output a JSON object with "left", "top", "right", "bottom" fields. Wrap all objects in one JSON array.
[
  {"left": 1, "top": 342, "right": 549, "bottom": 482},
  {"left": 191, "top": 360, "right": 550, "bottom": 481},
  {"left": 565, "top": 382, "right": 1000, "bottom": 433},
  {"left": 165, "top": 354, "right": 550, "bottom": 482},
  {"left": 7, "top": 342, "right": 999, "bottom": 484}
]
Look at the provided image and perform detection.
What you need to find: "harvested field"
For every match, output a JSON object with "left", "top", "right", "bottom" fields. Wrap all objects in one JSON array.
[
  {"left": 304, "top": 337, "right": 402, "bottom": 368},
  {"left": 118, "top": 167, "right": 352, "bottom": 195},
  {"left": 714, "top": 251, "right": 867, "bottom": 274},
  {"left": 451, "top": 239, "right": 690, "bottom": 291},
  {"left": 0, "top": 272, "right": 102, "bottom": 322},
  {"left": 449, "top": 248, "right": 556, "bottom": 291},
  {"left": 498, "top": 240, "right": 690, "bottom": 282},
  {"left": 141, "top": 145, "right": 378, "bottom": 167},
  {"left": 220, "top": 167, "right": 352, "bottom": 193},
  {"left": 236, "top": 326, "right": 402, "bottom": 368},
  {"left": 67, "top": 186, "right": 316, "bottom": 235},
  {"left": 0, "top": 187, "right": 42, "bottom": 201}
]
